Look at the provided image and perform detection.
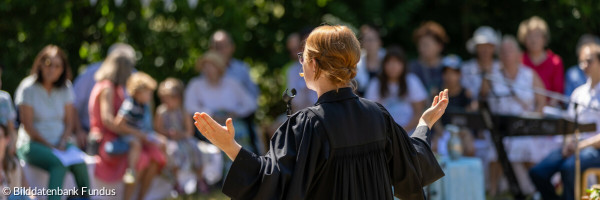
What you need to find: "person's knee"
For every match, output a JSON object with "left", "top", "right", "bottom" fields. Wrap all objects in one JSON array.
[
  {"left": 529, "top": 164, "right": 552, "bottom": 181},
  {"left": 48, "top": 164, "right": 68, "bottom": 177}
]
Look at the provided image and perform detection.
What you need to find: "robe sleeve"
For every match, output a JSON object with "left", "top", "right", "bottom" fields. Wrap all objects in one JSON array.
[
  {"left": 378, "top": 103, "right": 444, "bottom": 200},
  {"left": 222, "top": 111, "right": 328, "bottom": 200}
]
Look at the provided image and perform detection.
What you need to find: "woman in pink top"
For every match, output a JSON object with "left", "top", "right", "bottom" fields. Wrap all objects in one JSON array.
[
  {"left": 518, "top": 16, "right": 564, "bottom": 106},
  {"left": 89, "top": 50, "right": 165, "bottom": 200}
]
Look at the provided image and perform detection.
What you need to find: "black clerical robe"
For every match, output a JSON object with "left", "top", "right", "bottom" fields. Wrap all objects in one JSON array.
[{"left": 223, "top": 87, "right": 444, "bottom": 200}]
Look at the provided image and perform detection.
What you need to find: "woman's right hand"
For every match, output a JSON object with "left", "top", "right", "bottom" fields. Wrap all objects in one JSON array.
[
  {"left": 418, "top": 89, "right": 449, "bottom": 129},
  {"left": 193, "top": 112, "right": 241, "bottom": 161}
]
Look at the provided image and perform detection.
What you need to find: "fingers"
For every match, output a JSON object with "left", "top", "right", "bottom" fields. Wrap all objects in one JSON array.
[
  {"left": 432, "top": 95, "right": 439, "bottom": 107},
  {"left": 442, "top": 89, "right": 449, "bottom": 101},
  {"left": 226, "top": 118, "right": 235, "bottom": 135},
  {"left": 193, "top": 113, "right": 212, "bottom": 136},
  {"left": 199, "top": 113, "right": 223, "bottom": 131}
]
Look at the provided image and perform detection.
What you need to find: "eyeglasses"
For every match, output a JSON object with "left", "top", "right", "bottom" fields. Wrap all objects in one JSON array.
[
  {"left": 580, "top": 58, "right": 595, "bottom": 68},
  {"left": 297, "top": 52, "right": 304, "bottom": 65}
]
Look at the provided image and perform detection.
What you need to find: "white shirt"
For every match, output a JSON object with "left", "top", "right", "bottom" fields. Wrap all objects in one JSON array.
[
  {"left": 460, "top": 59, "right": 501, "bottom": 100},
  {"left": 184, "top": 76, "right": 257, "bottom": 118},
  {"left": 364, "top": 73, "right": 427, "bottom": 126},
  {"left": 487, "top": 65, "right": 536, "bottom": 115},
  {"left": 568, "top": 80, "right": 600, "bottom": 134},
  {"left": 14, "top": 75, "right": 75, "bottom": 147}
]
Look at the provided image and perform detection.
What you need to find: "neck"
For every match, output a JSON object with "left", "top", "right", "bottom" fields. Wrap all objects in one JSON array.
[
  {"left": 366, "top": 51, "right": 379, "bottom": 61},
  {"left": 504, "top": 65, "right": 519, "bottom": 79},
  {"left": 477, "top": 58, "right": 493, "bottom": 70},
  {"left": 420, "top": 55, "right": 440, "bottom": 67},
  {"left": 315, "top": 81, "right": 346, "bottom": 97},
  {"left": 591, "top": 77, "right": 600, "bottom": 89},
  {"left": 42, "top": 82, "right": 53, "bottom": 92},
  {"left": 529, "top": 49, "right": 545, "bottom": 58}
]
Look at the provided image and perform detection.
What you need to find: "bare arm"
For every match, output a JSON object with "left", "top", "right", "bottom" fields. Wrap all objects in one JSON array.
[
  {"left": 578, "top": 134, "right": 600, "bottom": 150},
  {"left": 98, "top": 87, "right": 121, "bottom": 133},
  {"left": 532, "top": 73, "right": 547, "bottom": 113},
  {"left": 18, "top": 105, "right": 53, "bottom": 147},
  {"left": 114, "top": 114, "right": 145, "bottom": 139},
  {"left": 57, "top": 104, "right": 75, "bottom": 150}
]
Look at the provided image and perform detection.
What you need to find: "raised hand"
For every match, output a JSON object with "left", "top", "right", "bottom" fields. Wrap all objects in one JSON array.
[
  {"left": 419, "top": 89, "right": 450, "bottom": 129},
  {"left": 193, "top": 112, "right": 241, "bottom": 160}
]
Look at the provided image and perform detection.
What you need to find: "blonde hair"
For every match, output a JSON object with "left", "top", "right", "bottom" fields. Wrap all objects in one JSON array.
[
  {"left": 126, "top": 72, "right": 157, "bottom": 96},
  {"left": 304, "top": 25, "right": 361, "bottom": 85},
  {"left": 158, "top": 77, "right": 185, "bottom": 99},
  {"left": 518, "top": 16, "right": 549, "bottom": 44},
  {"left": 94, "top": 52, "right": 136, "bottom": 86},
  {"left": 195, "top": 51, "right": 227, "bottom": 76}
]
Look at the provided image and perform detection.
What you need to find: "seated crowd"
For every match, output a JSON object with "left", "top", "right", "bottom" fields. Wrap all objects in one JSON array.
[{"left": 0, "top": 16, "right": 599, "bottom": 200}]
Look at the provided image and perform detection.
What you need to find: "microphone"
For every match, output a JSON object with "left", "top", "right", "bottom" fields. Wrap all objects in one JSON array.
[{"left": 283, "top": 88, "right": 297, "bottom": 117}]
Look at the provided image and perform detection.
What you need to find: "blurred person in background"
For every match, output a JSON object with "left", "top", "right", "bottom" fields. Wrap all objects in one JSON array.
[
  {"left": 365, "top": 46, "right": 427, "bottom": 133},
  {"left": 461, "top": 26, "right": 501, "bottom": 101},
  {"left": 155, "top": 78, "right": 208, "bottom": 194},
  {"left": 209, "top": 30, "right": 261, "bottom": 153},
  {"left": 486, "top": 36, "right": 547, "bottom": 196},
  {"left": 286, "top": 30, "right": 318, "bottom": 113},
  {"left": 432, "top": 55, "right": 476, "bottom": 157},
  {"left": 14, "top": 45, "right": 89, "bottom": 200},
  {"left": 565, "top": 34, "right": 600, "bottom": 97},
  {"left": 409, "top": 21, "right": 449, "bottom": 98},
  {"left": 518, "top": 16, "right": 564, "bottom": 106},
  {"left": 529, "top": 43, "right": 600, "bottom": 200},
  {"left": 184, "top": 52, "right": 257, "bottom": 153},
  {"left": 89, "top": 51, "right": 161, "bottom": 200},
  {"left": 355, "top": 24, "right": 386, "bottom": 95}
]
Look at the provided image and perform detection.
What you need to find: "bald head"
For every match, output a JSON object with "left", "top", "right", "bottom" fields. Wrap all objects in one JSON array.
[
  {"left": 210, "top": 30, "right": 235, "bottom": 62},
  {"left": 500, "top": 35, "right": 522, "bottom": 70}
]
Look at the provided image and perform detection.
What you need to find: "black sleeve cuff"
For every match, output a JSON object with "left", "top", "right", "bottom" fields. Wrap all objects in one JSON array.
[
  {"left": 222, "top": 147, "right": 260, "bottom": 198},
  {"left": 412, "top": 125, "right": 432, "bottom": 144}
]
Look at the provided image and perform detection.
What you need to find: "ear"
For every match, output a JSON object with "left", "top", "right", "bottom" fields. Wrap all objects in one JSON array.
[{"left": 310, "top": 58, "right": 317, "bottom": 72}]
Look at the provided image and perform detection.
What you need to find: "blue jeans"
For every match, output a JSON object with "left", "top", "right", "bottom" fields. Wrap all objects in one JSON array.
[{"left": 529, "top": 147, "right": 600, "bottom": 200}]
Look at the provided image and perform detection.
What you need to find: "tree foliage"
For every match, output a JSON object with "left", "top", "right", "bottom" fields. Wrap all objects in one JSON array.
[{"left": 1, "top": 0, "right": 598, "bottom": 125}]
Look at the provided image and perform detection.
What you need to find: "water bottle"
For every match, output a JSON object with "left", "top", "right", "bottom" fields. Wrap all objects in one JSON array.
[{"left": 446, "top": 124, "right": 463, "bottom": 160}]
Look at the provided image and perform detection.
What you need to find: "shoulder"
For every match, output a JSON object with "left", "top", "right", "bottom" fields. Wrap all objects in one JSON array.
[
  {"left": 187, "top": 76, "right": 205, "bottom": 86},
  {"left": 547, "top": 50, "right": 563, "bottom": 66},
  {"left": 570, "top": 83, "right": 588, "bottom": 99},
  {"left": 156, "top": 104, "right": 168, "bottom": 114},
  {"left": 406, "top": 73, "right": 421, "bottom": 83},
  {"left": 17, "top": 76, "right": 38, "bottom": 94},
  {"left": 0, "top": 91, "right": 12, "bottom": 101},
  {"left": 231, "top": 59, "right": 250, "bottom": 69},
  {"left": 222, "top": 77, "right": 244, "bottom": 88}
]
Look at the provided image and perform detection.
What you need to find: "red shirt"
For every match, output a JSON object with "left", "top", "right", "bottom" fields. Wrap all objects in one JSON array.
[{"left": 522, "top": 50, "right": 564, "bottom": 94}]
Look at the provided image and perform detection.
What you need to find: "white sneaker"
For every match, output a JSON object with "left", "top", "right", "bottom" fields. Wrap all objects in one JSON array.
[{"left": 123, "top": 168, "right": 136, "bottom": 184}]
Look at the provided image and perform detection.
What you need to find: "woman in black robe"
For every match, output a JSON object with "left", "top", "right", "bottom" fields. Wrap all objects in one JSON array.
[{"left": 193, "top": 25, "right": 448, "bottom": 200}]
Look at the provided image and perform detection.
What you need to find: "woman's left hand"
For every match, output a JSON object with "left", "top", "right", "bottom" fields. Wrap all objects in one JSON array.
[
  {"left": 193, "top": 112, "right": 241, "bottom": 160},
  {"left": 419, "top": 89, "right": 449, "bottom": 129}
]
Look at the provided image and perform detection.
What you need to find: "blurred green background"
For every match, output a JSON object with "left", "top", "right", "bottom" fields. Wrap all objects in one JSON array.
[{"left": 1, "top": 0, "right": 599, "bottom": 126}]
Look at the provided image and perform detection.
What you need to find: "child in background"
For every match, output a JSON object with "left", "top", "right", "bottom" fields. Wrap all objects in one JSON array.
[
  {"left": 155, "top": 78, "right": 208, "bottom": 194},
  {"left": 112, "top": 72, "right": 165, "bottom": 185}
]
